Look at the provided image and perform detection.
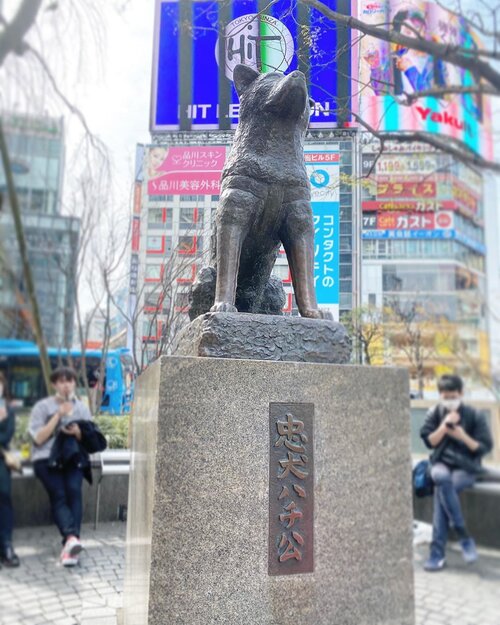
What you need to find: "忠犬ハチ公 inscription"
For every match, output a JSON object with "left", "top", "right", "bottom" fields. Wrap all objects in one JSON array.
[{"left": 269, "top": 403, "right": 314, "bottom": 575}]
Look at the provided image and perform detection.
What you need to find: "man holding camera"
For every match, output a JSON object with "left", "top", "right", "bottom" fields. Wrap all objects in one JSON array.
[{"left": 420, "top": 374, "right": 493, "bottom": 572}]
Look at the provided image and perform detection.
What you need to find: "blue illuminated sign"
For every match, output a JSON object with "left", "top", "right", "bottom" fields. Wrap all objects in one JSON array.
[
  {"left": 151, "top": 0, "right": 351, "bottom": 131},
  {"left": 305, "top": 147, "right": 341, "bottom": 314},
  {"left": 362, "top": 229, "right": 486, "bottom": 254}
]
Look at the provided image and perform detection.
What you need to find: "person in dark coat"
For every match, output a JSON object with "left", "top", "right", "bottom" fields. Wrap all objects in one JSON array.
[
  {"left": 420, "top": 374, "right": 493, "bottom": 572},
  {"left": 0, "top": 371, "right": 20, "bottom": 567}
]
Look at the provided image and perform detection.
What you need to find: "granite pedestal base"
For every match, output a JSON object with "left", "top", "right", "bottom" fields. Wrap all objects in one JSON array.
[
  {"left": 123, "top": 357, "right": 415, "bottom": 625},
  {"left": 172, "top": 312, "right": 351, "bottom": 363}
]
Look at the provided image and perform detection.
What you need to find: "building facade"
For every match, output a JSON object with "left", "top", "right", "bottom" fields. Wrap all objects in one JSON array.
[
  {"left": 128, "top": 130, "right": 359, "bottom": 368},
  {"left": 360, "top": 141, "right": 489, "bottom": 397},
  {"left": 0, "top": 113, "right": 79, "bottom": 346}
]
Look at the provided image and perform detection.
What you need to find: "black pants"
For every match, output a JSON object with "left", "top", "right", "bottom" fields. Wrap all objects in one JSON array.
[
  {"left": 0, "top": 458, "right": 13, "bottom": 550},
  {"left": 34, "top": 459, "right": 84, "bottom": 542}
]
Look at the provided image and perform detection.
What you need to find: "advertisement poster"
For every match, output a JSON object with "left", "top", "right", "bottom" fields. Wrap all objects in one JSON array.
[
  {"left": 357, "top": 0, "right": 493, "bottom": 158},
  {"left": 305, "top": 145, "right": 341, "bottom": 319},
  {"left": 152, "top": 0, "right": 352, "bottom": 130},
  {"left": 146, "top": 145, "right": 226, "bottom": 195}
]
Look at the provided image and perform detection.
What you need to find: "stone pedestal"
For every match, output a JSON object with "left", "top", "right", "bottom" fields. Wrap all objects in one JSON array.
[
  {"left": 172, "top": 312, "right": 351, "bottom": 363},
  {"left": 124, "top": 357, "right": 415, "bottom": 625}
]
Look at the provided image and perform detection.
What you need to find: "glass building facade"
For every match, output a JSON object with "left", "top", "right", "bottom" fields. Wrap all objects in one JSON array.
[{"left": 0, "top": 113, "right": 78, "bottom": 346}]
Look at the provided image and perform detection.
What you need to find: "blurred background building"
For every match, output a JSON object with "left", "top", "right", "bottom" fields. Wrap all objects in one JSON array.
[
  {"left": 361, "top": 143, "right": 489, "bottom": 397},
  {"left": 0, "top": 112, "right": 79, "bottom": 346}
]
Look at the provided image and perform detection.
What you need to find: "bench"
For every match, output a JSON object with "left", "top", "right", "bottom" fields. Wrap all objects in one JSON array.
[
  {"left": 94, "top": 449, "right": 130, "bottom": 529},
  {"left": 412, "top": 459, "right": 500, "bottom": 548},
  {"left": 13, "top": 450, "right": 130, "bottom": 529}
]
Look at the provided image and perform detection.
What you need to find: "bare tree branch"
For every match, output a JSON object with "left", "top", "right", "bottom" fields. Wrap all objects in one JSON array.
[
  {"left": 0, "top": 0, "right": 43, "bottom": 66},
  {"left": 301, "top": 0, "right": 500, "bottom": 89}
]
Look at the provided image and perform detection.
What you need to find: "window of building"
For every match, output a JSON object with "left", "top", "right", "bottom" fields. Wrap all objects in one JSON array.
[
  {"left": 145, "top": 265, "right": 162, "bottom": 281},
  {"left": 179, "top": 206, "right": 203, "bottom": 230},
  {"left": 176, "top": 264, "right": 196, "bottom": 283},
  {"left": 143, "top": 318, "right": 158, "bottom": 338},
  {"left": 144, "top": 291, "right": 162, "bottom": 309},
  {"left": 146, "top": 236, "right": 164, "bottom": 253},
  {"left": 31, "top": 190, "right": 46, "bottom": 212},
  {"left": 148, "top": 208, "right": 163, "bottom": 226},
  {"left": 339, "top": 264, "right": 352, "bottom": 279},
  {"left": 148, "top": 208, "right": 173, "bottom": 230},
  {"left": 178, "top": 235, "right": 197, "bottom": 254},
  {"left": 272, "top": 264, "right": 291, "bottom": 281},
  {"left": 175, "top": 291, "right": 190, "bottom": 309},
  {"left": 340, "top": 235, "right": 352, "bottom": 252}
]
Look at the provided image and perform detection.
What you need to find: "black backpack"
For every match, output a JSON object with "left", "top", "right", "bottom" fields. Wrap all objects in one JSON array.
[{"left": 413, "top": 459, "right": 434, "bottom": 498}]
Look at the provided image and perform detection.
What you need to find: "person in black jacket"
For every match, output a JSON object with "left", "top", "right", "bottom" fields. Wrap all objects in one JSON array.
[
  {"left": 0, "top": 371, "right": 20, "bottom": 567},
  {"left": 29, "top": 367, "right": 93, "bottom": 567},
  {"left": 420, "top": 374, "right": 493, "bottom": 572}
]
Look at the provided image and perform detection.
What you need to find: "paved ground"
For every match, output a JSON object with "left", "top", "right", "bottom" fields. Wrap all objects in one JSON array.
[
  {"left": 1, "top": 522, "right": 499, "bottom": 625},
  {"left": 0, "top": 524, "right": 125, "bottom": 625}
]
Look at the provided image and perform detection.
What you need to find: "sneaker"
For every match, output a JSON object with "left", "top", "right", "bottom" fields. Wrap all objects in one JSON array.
[
  {"left": 423, "top": 555, "right": 446, "bottom": 572},
  {"left": 63, "top": 535, "right": 83, "bottom": 558},
  {"left": 61, "top": 551, "right": 78, "bottom": 568},
  {"left": 0, "top": 545, "right": 20, "bottom": 568},
  {"left": 460, "top": 537, "right": 478, "bottom": 564}
]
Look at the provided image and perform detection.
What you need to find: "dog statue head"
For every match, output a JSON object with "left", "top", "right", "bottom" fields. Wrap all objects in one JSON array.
[{"left": 233, "top": 64, "right": 313, "bottom": 129}]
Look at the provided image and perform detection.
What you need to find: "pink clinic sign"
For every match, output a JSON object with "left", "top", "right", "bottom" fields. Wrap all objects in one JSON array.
[{"left": 146, "top": 146, "right": 226, "bottom": 195}]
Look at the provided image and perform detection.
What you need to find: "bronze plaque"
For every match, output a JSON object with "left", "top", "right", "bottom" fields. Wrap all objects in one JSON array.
[{"left": 269, "top": 402, "right": 314, "bottom": 576}]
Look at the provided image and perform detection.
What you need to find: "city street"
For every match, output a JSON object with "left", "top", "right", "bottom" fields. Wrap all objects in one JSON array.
[{"left": 0, "top": 523, "right": 499, "bottom": 625}]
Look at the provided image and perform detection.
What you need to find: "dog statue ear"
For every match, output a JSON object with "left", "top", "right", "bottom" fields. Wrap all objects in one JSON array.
[{"left": 233, "top": 64, "right": 260, "bottom": 97}]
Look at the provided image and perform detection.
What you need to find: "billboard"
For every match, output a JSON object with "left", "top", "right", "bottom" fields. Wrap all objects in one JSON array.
[
  {"left": 146, "top": 146, "right": 227, "bottom": 195},
  {"left": 356, "top": 1, "right": 493, "bottom": 158},
  {"left": 151, "top": 0, "right": 352, "bottom": 131},
  {"left": 305, "top": 145, "right": 341, "bottom": 319}
]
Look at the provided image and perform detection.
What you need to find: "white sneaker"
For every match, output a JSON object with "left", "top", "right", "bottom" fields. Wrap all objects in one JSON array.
[
  {"left": 61, "top": 551, "right": 78, "bottom": 567},
  {"left": 64, "top": 535, "right": 83, "bottom": 558}
]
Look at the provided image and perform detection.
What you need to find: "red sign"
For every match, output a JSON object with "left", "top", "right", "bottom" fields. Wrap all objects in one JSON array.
[
  {"left": 377, "top": 181, "right": 437, "bottom": 198},
  {"left": 376, "top": 211, "right": 454, "bottom": 230},
  {"left": 377, "top": 213, "right": 434, "bottom": 230},
  {"left": 304, "top": 152, "right": 341, "bottom": 163},
  {"left": 452, "top": 182, "right": 478, "bottom": 214},
  {"left": 133, "top": 183, "right": 142, "bottom": 215},
  {"left": 362, "top": 200, "right": 457, "bottom": 212},
  {"left": 132, "top": 217, "right": 140, "bottom": 252}
]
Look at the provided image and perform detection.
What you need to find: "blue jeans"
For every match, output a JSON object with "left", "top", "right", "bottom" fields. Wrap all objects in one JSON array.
[
  {"left": 34, "top": 459, "right": 84, "bottom": 543},
  {"left": 0, "top": 458, "right": 14, "bottom": 550},
  {"left": 430, "top": 462, "right": 475, "bottom": 559}
]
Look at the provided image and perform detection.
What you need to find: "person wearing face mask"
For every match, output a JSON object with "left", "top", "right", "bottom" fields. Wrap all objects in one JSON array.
[
  {"left": 29, "top": 367, "right": 92, "bottom": 568},
  {"left": 0, "top": 371, "right": 20, "bottom": 567},
  {"left": 420, "top": 374, "right": 493, "bottom": 572}
]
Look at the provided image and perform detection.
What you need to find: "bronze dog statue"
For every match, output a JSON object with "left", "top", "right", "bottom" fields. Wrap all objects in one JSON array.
[{"left": 189, "top": 64, "right": 331, "bottom": 321}]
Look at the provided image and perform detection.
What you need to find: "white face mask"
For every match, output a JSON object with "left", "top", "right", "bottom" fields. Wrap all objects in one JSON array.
[{"left": 441, "top": 399, "right": 461, "bottom": 412}]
